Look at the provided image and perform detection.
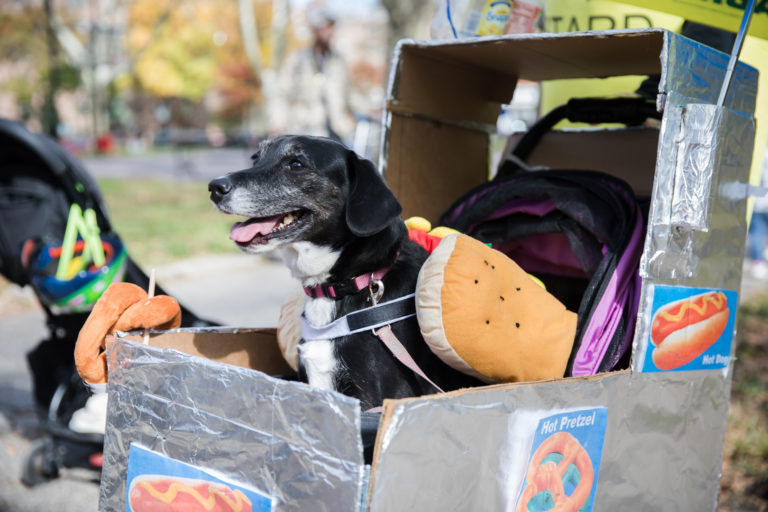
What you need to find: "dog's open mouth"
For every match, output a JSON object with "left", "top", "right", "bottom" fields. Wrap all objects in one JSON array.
[{"left": 229, "top": 210, "right": 306, "bottom": 246}]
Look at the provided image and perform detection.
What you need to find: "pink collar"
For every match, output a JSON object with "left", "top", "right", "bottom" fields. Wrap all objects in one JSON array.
[{"left": 303, "top": 255, "right": 397, "bottom": 300}]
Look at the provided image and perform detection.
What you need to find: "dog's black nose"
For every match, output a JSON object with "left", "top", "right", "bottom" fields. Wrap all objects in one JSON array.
[{"left": 208, "top": 176, "right": 232, "bottom": 203}]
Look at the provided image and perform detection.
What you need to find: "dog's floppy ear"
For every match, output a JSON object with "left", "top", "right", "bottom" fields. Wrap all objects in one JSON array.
[{"left": 345, "top": 152, "right": 402, "bottom": 237}]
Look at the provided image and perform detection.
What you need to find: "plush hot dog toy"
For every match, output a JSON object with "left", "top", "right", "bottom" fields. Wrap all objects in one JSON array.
[
  {"left": 417, "top": 234, "right": 577, "bottom": 383},
  {"left": 650, "top": 291, "right": 729, "bottom": 370},
  {"left": 128, "top": 476, "right": 252, "bottom": 512}
]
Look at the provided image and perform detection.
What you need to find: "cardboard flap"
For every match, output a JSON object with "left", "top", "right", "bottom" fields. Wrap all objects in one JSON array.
[
  {"left": 124, "top": 328, "right": 294, "bottom": 376},
  {"left": 505, "top": 126, "right": 660, "bottom": 196},
  {"left": 391, "top": 31, "right": 665, "bottom": 128},
  {"left": 393, "top": 46, "right": 517, "bottom": 125},
  {"left": 397, "top": 30, "right": 664, "bottom": 85},
  {"left": 385, "top": 30, "right": 668, "bottom": 223},
  {"left": 386, "top": 116, "right": 489, "bottom": 222}
]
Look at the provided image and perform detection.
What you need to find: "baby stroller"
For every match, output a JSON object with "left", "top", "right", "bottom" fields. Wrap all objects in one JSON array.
[{"left": 0, "top": 118, "right": 214, "bottom": 485}]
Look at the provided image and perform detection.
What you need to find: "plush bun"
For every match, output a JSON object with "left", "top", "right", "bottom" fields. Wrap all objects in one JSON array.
[
  {"left": 416, "top": 234, "right": 577, "bottom": 384},
  {"left": 276, "top": 282, "right": 304, "bottom": 372},
  {"left": 74, "top": 282, "right": 182, "bottom": 384}
]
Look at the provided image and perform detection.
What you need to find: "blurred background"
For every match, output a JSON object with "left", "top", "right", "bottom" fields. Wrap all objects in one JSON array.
[
  {"left": 0, "top": 0, "right": 767, "bottom": 510},
  {"left": 0, "top": 0, "right": 456, "bottom": 162}
]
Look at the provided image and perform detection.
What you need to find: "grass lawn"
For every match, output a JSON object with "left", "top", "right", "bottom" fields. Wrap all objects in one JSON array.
[{"left": 96, "top": 177, "right": 241, "bottom": 268}]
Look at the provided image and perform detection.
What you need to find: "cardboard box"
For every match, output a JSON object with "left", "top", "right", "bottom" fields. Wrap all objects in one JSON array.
[{"left": 100, "top": 29, "right": 758, "bottom": 511}]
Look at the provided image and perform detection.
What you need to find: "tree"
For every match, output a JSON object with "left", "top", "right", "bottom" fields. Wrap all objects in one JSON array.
[
  {"left": 126, "top": 0, "right": 295, "bottom": 130},
  {"left": 0, "top": 2, "right": 86, "bottom": 136},
  {"left": 42, "top": 0, "right": 61, "bottom": 138},
  {"left": 128, "top": 1, "right": 226, "bottom": 101}
]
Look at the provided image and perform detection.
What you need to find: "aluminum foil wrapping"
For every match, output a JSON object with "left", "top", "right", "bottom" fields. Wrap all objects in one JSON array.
[
  {"left": 369, "top": 370, "right": 730, "bottom": 511},
  {"left": 663, "top": 33, "right": 758, "bottom": 115},
  {"left": 639, "top": 99, "right": 754, "bottom": 287},
  {"left": 99, "top": 336, "right": 365, "bottom": 512},
  {"left": 670, "top": 105, "right": 720, "bottom": 232},
  {"left": 634, "top": 34, "right": 756, "bottom": 376},
  {"left": 639, "top": 30, "right": 757, "bottom": 287}
]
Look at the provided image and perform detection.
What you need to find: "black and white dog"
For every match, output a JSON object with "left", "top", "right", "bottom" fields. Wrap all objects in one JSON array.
[{"left": 209, "top": 135, "right": 479, "bottom": 410}]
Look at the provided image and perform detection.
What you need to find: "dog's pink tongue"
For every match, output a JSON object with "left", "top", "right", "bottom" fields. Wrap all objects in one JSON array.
[{"left": 229, "top": 216, "right": 281, "bottom": 242}]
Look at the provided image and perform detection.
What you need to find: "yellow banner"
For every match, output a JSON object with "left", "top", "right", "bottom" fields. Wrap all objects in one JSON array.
[
  {"left": 544, "top": 0, "right": 683, "bottom": 32},
  {"left": 540, "top": 0, "right": 684, "bottom": 124},
  {"left": 541, "top": 0, "right": 768, "bottom": 187},
  {"left": 610, "top": 0, "right": 768, "bottom": 40}
]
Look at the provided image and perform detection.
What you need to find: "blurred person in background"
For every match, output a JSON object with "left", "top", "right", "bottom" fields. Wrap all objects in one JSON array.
[
  {"left": 748, "top": 148, "right": 768, "bottom": 279},
  {"left": 269, "top": 5, "right": 355, "bottom": 144}
]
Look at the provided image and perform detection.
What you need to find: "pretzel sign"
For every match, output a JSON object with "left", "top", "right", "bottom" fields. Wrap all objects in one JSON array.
[{"left": 516, "top": 431, "right": 594, "bottom": 512}]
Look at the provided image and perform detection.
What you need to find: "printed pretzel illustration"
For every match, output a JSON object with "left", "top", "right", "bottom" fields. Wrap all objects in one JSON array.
[{"left": 516, "top": 431, "right": 594, "bottom": 512}]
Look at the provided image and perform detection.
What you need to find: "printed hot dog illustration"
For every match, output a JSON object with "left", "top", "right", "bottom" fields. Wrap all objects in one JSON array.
[
  {"left": 129, "top": 476, "right": 253, "bottom": 512},
  {"left": 649, "top": 291, "right": 729, "bottom": 370}
]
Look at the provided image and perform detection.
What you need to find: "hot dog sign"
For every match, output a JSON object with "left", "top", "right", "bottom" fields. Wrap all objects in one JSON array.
[
  {"left": 125, "top": 444, "right": 273, "bottom": 512},
  {"left": 639, "top": 285, "right": 738, "bottom": 373}
]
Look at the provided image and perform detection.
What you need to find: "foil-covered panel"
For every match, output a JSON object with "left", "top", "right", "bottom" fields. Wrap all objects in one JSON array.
[
  {"left": 100, "top": 336, "right": 364, "bottom": 512},
  {"left": 670, "top": 105, "right": 721, "bottom": 232},
  {"left": 662, "top": 33, "right": 758, "bottom": 116},
  {"left": 369, "top": 371, "right": 730, "bottom": 511},
  {"left": 640, "top": 101, "right": 753, "bottom": 288}
]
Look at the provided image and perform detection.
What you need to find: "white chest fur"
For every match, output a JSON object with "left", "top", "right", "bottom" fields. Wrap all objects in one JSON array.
[
  {"left": 304, "top": 296, "right": 336, "bottom": 327},
  {"left": 281, "top": 242, "right": 343, "bottom": 391},
  {"left": 299, "top": 297, "right": 338, "bottom": 390},
  {"left": 280, "top": 242, "right": 340, "bottom": 283},
  {"left": 298, "top": 339, "right": 337, "bottom": 391}
]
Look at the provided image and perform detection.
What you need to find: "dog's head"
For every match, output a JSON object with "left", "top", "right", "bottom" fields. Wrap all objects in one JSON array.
[{"left": 209, "top": 135, "right": 402, "bottom": 255}]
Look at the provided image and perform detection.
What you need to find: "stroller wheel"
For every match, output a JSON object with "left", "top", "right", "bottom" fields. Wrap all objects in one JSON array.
[{"left": 21, "top": 438, "right": 60, "bottom": 486}]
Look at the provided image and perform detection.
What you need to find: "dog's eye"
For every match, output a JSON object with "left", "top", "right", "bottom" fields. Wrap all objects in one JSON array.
[
  {"left": 250, "top": 152, "right": 260, "bottom": 165},
  {"left": 289, "top": 159, "right": 304, "bottom": 170}
]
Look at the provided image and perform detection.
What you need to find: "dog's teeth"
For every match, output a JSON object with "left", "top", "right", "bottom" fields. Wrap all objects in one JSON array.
[{"left": 274, "top": 213, "right": 296, "bottom": 231}]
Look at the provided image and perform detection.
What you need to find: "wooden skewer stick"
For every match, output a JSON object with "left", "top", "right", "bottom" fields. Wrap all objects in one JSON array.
[{"left": 143, "top": 269, "right": 156, "bottom": 345}]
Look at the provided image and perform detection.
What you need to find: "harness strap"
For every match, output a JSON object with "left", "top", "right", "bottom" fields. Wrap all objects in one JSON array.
[
  {"left": 300, "top": 293, "right": 444, "bottom": 394},
  {"left": 301, "top": 294, "right": 416, "bottom": 339},
  {"left": 373, "top": 325, "right": 445, "bottom": 394}
]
